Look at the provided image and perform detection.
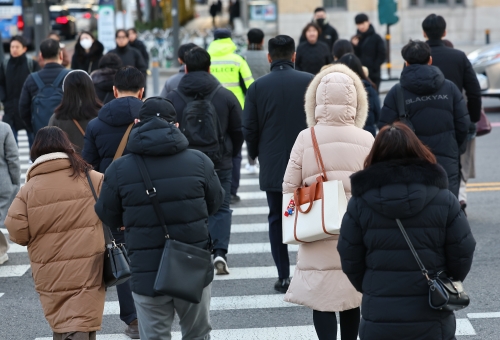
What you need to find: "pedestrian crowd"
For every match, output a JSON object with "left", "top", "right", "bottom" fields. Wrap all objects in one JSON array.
[{"left": 0, "top": 8, "right": 482, "bottom": 340}]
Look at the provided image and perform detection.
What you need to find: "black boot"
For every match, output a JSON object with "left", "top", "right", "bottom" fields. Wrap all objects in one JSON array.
[{"left": 274, "top": 278, "right": 290, "bottom": 293}]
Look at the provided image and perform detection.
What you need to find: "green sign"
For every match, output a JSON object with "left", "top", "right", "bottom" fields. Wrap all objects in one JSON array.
[{"left": 379, "top": 0, "right": 399, "bottom": 26}]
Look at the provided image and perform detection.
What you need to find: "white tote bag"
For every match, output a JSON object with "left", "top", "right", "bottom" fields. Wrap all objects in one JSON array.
[{"left": 282, "top": 127, "right": 348, "bottom": 245}]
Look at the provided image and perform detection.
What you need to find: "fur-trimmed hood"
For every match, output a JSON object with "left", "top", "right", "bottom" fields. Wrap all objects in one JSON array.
[
  {"left": 26, "top": 152, "right": 69, "bottom": 182},
  {"left": 305, "top": 63, "right": 368, "bottom": 128},
  {"left": 350, "top": 159, "right": 449, "bottom": 218}
]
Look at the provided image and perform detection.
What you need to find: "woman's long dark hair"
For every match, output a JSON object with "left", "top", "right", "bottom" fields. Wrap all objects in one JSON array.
[
  {"left": 54, "top": 70, "right": 102, "bottom": 120},
  {"left": 364, "top": 122, "right": 437, "bottom": 168},
  {"left": 337, "top": 53, "right": 376, "bottom": 89},
  {"left": 333, "top": 39, "right": 354, "bottom": 60},
  {"left": 30, "top": 126, "right": 92, "bottom": 177}
]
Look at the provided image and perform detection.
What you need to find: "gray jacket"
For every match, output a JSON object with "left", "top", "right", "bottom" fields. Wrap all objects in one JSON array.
[
  {"left": 0, "top": 122, "right": 20, "bottom": 227},
  {"left": 160, "top": 66, "right": 186, "bottom": 97},
  {"left": 243, "top": 50, "right": 270, "bottom": 80}
]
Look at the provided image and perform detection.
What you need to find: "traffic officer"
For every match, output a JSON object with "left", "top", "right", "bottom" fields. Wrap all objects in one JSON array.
[{"left": 207, "top": 29, "right": 254, "bottom": 109}]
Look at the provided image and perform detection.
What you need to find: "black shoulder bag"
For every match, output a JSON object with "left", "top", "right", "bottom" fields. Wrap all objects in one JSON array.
[
  {"left": 395, "top": 84, "right": 415, "bottom": 132},
  {"left": 86, "top": 171, "right": 132, "bottom": 287},
  {"left": 134, "top": 155, "right": 213, "bottom": 304},
  {"left": 395, "top": 219, "right": 470, "bottom": 311}
]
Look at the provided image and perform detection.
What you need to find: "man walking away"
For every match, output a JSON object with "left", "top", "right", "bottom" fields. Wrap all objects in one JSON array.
[
  {"left": 166, "top": 47, "right": 244, "bottom": 275},
  {"left": 108, "top": 30, "right": 148, "bottom": 79},
  {"left": 243, "top": 28, "right": 270, "bottom": 80},
  {"left": 300, "top": 7, "right": 339, "bottom": 52},
  {"left": 0, "top": 36, "right": 40, "bottom": 147},
  {"left": 378, "top": 40, "right": 470, "bottom": 197},
  {"left": 352, "top": 13, "right": 386, "bottom": 90},
  {"left": 422, "top": 14, "right": 482, "bottom": 211},
  {"left": 160, "top": 43, "right": 197, "bottom": 97},
  {"left": 127, "top": 28, "right": 150, "bottom": 69},
  {"left": 243, "top": 35, "right": 314, "bottom": 293},
  {"left": 19, "top": 38, "right": 69, "bottom": 138},
  {"left": 95, "top": 98, "right": 224, "bottom": 340},
  {"left": 82, "top": 66, "right": 144, "bottom": 339}
]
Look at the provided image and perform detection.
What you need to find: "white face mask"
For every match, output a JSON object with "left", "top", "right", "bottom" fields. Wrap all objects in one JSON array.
[{"left": 80, "top": 39, "right": 93, "bottom": 50}]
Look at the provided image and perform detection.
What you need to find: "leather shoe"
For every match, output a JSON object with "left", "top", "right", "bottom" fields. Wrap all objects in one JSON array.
[
  {"left": 125, "top": 319, "right": 140, "bottom": 339},
  {"left": 274, "top": 278, "right": 291, "bottom": 293}
]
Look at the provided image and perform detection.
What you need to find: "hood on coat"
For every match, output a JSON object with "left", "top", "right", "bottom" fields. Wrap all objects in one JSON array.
[
  {"left": 75, "top": 39, "right": 104, "bottom": 62},
  {"left": 127, "top": 117, "right": 189, "bottom": 156},
  {"left": 177, "top": 71, "right": 220, "bottom": 97},
  {"left": 305, "top": 63, "right": 368, "bottom": 128},
  {"left": 207, "top": 38, "right": 237, "bottom": 57},
  {"left": 26, "top": 152, "right": 69, "bottom": 182},
  {"left": 400, "top": 64, "right": 445, "bottom": 95},
  {"left": 98, "top": 97, "right": 143, "bottom": 127},
  {"left": 91, "top": 68, "right": 116, "bottom": 85},
  {"left": 351, "top": 159, "right": 449, "bottom": 218}
]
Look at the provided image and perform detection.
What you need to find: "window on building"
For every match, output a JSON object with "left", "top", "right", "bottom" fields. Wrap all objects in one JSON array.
[
  {"left": 410, "top": 0, "right": 464, "bottom": 5},
  {"left": 323, "top": 0, "right": 347, "bottom": 9}
]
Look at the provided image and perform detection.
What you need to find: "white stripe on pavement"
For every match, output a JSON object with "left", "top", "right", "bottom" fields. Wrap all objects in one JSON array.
[
  {"left": 231, "top": 223, "right": 267, "bottom": 233},
  {"left": 468, "top": 312, "right": 500, "bottom": 319},
  {"left": 456, "top": 319, "right": 476, "bottom": 335},
  {"left": 0, "top": 228, "right": 7, "bottom": 234},
  {"left": 239, "top": 178, "right": 259, "bottom": 186},
  {"left": 237, "top": 191, "right": 266, "bottom": 200},
  {"left": 232, "top": 207, "right": 268, "bottom": 216},
  {"left": 0, "top": 265, "right": 31, "bottom": 277},
  {"left": 214, "top": 266, "right": 295, "bottom": 281},
  {"left": 0, "top": 293, "right": 3, "bottom": 298},
  {"left": 5, "top": 243, "right": 27, "bottom": 253},
  {"left": 228, "top": 242, "right": 299, "bottom": 254}
]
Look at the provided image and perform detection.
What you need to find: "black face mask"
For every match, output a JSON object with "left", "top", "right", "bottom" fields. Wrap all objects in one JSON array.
[{"left": 316, "top": 18, "right": 325, "bottom": 26}]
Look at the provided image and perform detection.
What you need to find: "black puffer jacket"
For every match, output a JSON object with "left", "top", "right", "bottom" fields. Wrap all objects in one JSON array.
[
  {"left": 378, "top": 65, "right": 470, "bottom": 197},
  {"left": 338, "top": 159, "right": 476, "bottom": 340},
  {"left": 71, "top": 40, "right": 104, "bottom": 74},
  {"left": 300, "top": 21, "right": 339, "bottom": 51},
  {"left": 91, "top": 68, "right": 117, "bottom": 104},
  {"left": 129, "top": 39, "right": 149, "bottom": 68},
  {"left": 243, "top": 60, "right": 314, "bottom": 192},
  {"left": 95, "top": 117, "right": 224, "bottom": 297},
  {"left": 295, "top": 41, "right": 332, "bottom": 75},
  {"left": 82, "top": 97, "right": 143, "bottom": 173},
  {"left": 363, "top": 79, "right": 380, "bottom": 137},
  {"left": 107, "top": 45, "right": 147, "bottom": 76},
  {"left": 353, "top": 25, "right": 386, "bottom": 83},
  {"left": 165, "top": 71, "right": 244, "bottom": 171}
]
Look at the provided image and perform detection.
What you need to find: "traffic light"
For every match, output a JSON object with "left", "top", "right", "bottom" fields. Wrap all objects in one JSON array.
[{"left": 379, "top": 0, "right": 399, "bottom": 26}]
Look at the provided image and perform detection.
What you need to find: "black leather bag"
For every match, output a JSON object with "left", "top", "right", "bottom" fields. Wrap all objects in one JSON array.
[
  {"left": 86, "top": 171, "right": 131, "bottom": 287},
  {"left": 396, "top": 219, "right": 470, "bottom": 312},
  {"left": 395, "top": 84, "right": 415, "bottom": 132},
  {"left": 134, "top": 155, "right": 213, "bottom": 304}
]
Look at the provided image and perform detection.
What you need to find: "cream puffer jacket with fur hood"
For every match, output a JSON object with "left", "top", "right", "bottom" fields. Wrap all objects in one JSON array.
[{"left": 283, "top": 64, "right": 374, "bottom": 312}]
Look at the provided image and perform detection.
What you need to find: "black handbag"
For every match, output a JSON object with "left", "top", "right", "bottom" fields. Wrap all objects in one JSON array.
[
  {"left": 86, "top": 171, "right": 132, "bottom": 287},
  {"left": 134, "top": 155, "right": 213, "bottom": 304},
  {"left": 395, "top": 84, "right": 415, "bottom": 132},
  {"left": 395, "top": 219, "right": 470, "bottom": 311}
]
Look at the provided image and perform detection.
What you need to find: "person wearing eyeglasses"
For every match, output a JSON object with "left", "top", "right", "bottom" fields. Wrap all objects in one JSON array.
[{"left": 107, "top": 29, "right": 147, "bottom": 79}]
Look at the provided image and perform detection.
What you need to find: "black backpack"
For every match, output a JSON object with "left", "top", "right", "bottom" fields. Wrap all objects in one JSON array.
[{"left": 174, "top": 85, "right": 224, "bottom": 163}]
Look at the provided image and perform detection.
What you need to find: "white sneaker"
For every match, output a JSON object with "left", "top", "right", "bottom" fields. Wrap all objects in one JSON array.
[
  {"left": 245, "top": 163, "right": 258, "bottom": 174},
  {"left": 214, "top": 255, "right": 230, "bottom": 275},
  {"left": 0, "top": 253, "right": 9, "bottom": 265}
]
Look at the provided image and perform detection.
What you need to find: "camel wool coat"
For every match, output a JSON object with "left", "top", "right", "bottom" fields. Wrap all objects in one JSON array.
[
  {"left": 283, "top": 64, "right": 374, "bottom": 312},
  {"left": 5, "top": 152, "right": 106, "bottom": 333}
]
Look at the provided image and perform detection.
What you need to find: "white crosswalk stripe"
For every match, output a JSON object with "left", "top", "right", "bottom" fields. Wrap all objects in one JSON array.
[{"left": 4, "top": 131, "right": 494, "bottom": 339}]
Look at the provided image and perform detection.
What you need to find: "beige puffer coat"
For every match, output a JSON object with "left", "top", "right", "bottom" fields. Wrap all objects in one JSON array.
[
  {"left": 5, "top": 152, "right": 106, "bottom": 333},
  {"left": 283, "top": 64, "right": 374, "bottom": 312}
]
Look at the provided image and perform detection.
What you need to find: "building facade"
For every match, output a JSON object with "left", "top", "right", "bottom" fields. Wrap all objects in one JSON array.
[{"left": 277, "top": 0, "right": 500, "bottom": 46}]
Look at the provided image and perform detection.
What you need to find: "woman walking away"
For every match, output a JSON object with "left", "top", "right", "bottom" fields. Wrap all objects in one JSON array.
[
  {"left": 337, "top": 122, "right": 476, "bottom": 340},
  {"left": 283, "top": 64, "right": 374, "bottom": 340},
  {"left": 338, "top": 54, "right": 380, "bottom": 136},
  {"left": 48, "top": 70, "right": 102, "bottom": 153},
  {"left": 0, "top": 121, "right": 20, "bottom": 265},
  {"left": 71, "top": 31, "right": 104, "bottom": 74},
  {"left": 91, "top": 53, "right": 123, "bottom": 105},
  {"left": 296, "top": 23, "right": 332, "bottom": 75},
  {"left": 5, "top": 126, "right": 106, "bottom": 340}
]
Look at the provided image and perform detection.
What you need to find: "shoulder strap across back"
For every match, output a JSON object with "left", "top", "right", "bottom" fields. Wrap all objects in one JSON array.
[
  {"left": 114, "top": 123, "right": 134, "bottom": 160},
  {"left": 31, "top": 72, "right": 45, "bottom": 91},
  {"left": 311, "top": 127, "right": 328, "bottom": 181}
]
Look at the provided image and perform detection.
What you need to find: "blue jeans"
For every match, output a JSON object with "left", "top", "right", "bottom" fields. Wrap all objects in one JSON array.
[
  {"left": 113, "top": 231, "right": 138, "bottom": 325},
  {"left": 209, "top": 169, "right": 232, "bottom": 253}
]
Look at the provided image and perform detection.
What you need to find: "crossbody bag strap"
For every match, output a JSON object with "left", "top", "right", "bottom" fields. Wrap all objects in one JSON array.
[
  {"left": 311, "top": 126, "right": 328, "bottom": 181},
  {"left": 395, "top": 219, "right": 431, "bottom": 281},
  {"left": 73, "top": 119, "right": 85, "bottom": 136},
  {"left": 114, "top": 123, "right": 134, "bottom": 160},
  {"left": 134, "top": 154, "right": 170, "bottom": 239},
  {"left": 85, "top": 170, "right": 115, "bottom": 245}
]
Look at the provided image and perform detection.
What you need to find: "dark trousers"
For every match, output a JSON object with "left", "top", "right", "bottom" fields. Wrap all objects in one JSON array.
[
  {"left": 313, "top": 308, "right": 360, "bottom": 340},
  {"left": 371, "top": 75, "right": 381, "bottom": 92},
  {"left": 53, "top": 332, "right": 96, "bottom": 340},
  {"left": 231, "top": 151, "right": 242, "bottom": 196},
  {"left": 266, "top": 191, "right": 290, "bottom": 280},
  {"left": 209, "top": 169, "right": 232, "bottom": 252},
  {"left": 11, "top": 128, "right": 34, "bottom": 149},
  {"left": 113, "top": 231, "right": 138, "bottom": 325}
]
